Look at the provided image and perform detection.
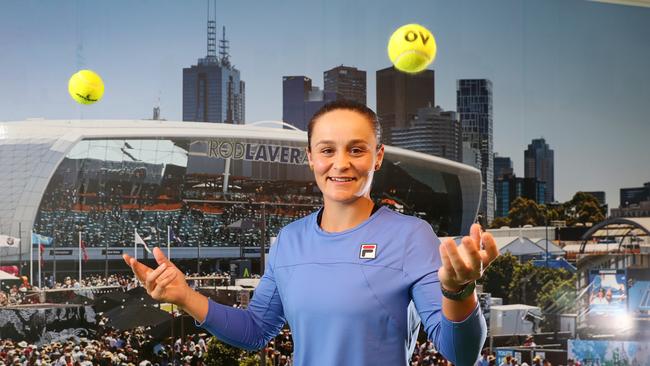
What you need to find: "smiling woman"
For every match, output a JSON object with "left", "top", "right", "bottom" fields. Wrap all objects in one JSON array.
[{"left": 123, "top": 100, "right": 500, "bottom": 366}]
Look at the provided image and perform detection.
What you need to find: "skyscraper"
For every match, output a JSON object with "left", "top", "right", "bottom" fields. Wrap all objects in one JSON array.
[
  {"left": 390, "top": 106, "right": 462, "bottom": 162},
  {"left": 324, "top": 66, "right": 366, "bottom": 105},
  {"left": 282, "top": 76, "right": 340, "bottom": 131},
  {"left": 376, "top": 66, "right": 435, "bottom": 144},
  {"left": 457, "top": 79, "right": 494, "bottom": 223},
  {"left": 495, "top": 176, "right": 546, "bottom": 218},
  {"left": 183, "top": 21, "right": 245, "bottom": 124},
  {"left": 494, "top": 155, "right": 514, "bottom": 180},
  {"left": 524, "top": 138, "right": 554, "bottom": 203}
]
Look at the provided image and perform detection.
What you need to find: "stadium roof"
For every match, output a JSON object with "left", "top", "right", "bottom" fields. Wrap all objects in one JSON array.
[
  {"left": 579, "top": 216, "right": 650, "bottom": 253},
  {"left": 0, "top": 119, "right": 482, "bottom": 252}
]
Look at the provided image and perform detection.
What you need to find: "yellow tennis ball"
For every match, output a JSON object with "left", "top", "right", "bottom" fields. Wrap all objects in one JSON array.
[
  {"left": 387, "top": 24, "right": 437, "bottom": 74},
  {"left": 68, "top": 69, "right": 104, "bottom": 105}
]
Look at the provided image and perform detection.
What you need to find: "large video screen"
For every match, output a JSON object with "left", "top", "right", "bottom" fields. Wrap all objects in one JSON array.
[{"left": 588, "top": 269, "right": 626, "bottom": 320}]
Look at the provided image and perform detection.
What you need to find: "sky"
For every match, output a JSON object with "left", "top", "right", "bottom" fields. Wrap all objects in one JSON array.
[{"left": 1, "top": 0, "right": 649, "bottom": 209}]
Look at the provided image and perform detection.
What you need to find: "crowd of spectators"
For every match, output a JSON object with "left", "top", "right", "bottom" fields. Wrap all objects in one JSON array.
[
  {"left": 0, "top": 328, "right": 210, "bottom": 366},
  {"left": 34, "top": 179, "right": 322, "bottom": 249}
]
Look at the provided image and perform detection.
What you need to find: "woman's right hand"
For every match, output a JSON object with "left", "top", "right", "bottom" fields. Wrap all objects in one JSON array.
[{"left": 123, "top": 247, "right": 191, "bottom": 306}]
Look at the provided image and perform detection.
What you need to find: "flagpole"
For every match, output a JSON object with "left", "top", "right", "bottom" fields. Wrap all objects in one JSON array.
[
  {"left": 30, "top": 230, "right": 33, "bottom": 287},
  {"left": 134, "top": 228, "right": 138, "bottom": 263},
  {"left": 78, "top": 231, "right": 82, "bottom": 283},
  {"left": 38, "top": 237, "right": 42, "bottom": 289},
  {"left": 167, "top": 226, "right": 171, "bottom": 259},
  {"left": 18, "top": 222, "right": 22, "bottom": 277}
]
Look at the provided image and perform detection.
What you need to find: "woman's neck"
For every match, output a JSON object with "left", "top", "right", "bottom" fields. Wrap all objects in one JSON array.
[{"left": 320, "top": 197, "right": 375, "bottom": 233}]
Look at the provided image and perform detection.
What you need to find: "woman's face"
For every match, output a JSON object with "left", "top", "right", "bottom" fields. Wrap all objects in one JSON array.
[{"left": 307, "top": 109, "right": 384, "bottom": 205}]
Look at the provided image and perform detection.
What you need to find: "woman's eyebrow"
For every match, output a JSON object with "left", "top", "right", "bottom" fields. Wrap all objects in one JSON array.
[{"left": 314, "top": 139, "right": 370, "bottom": 146}]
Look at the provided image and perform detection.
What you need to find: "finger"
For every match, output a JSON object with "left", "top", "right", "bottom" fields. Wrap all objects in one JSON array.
[
  {"left": 145, "top": 263, "right": 167, "bottom": 289},
  {"left": 151, "top": 271, "right": 178, "bottom": 299},
  {"left": 156, "top": 270, "right": 177, "bottom": 288},
  {"left": 439, "top": 239, "right": 456, "bottom": 275},
  {"left": 123, "top": 254, "right": 152, "bottom": 282},
  {"left": 470, "top": 223, "right": 482, "bottom": 248},
  {"left": 153, "top": 247, "right": 171, "bottom": 266},
  {"left": 445, "top": 239, "right": 471, "bottom": 279},
  {"left": 480, "top": 232, "right": 500, "bottom": 266},
  {"left": 156, "top": 267, "right": 177, "bottom": 285},
  {"left": 461, "top": 236, "right": 482, "bottom": 275}
]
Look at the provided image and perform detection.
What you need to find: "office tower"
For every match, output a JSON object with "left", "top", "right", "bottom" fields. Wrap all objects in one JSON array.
[
  {"left": 391, "top": 106, "right": 462, "bottom": 162},
  {"left": 324, "top": 65, "right": 366, "bottom": 105},
  {"left": 494, "top": 155, "right": 513, "bottom": 180},
  {"left": 495, "top": 176, "right": 546, "bottom": 218},
  {"left": 282, "top": 76, "right": 340, "bottom": 131},
  {"left": 620, "top": 182, "right": 650, "bottom": 207},
  {"left": 524, "top": 138, "right": 554, "bottom": 203},
  {"left": 183, "top": 20, "right": 245, "bottom": 123},
  {"left": 457, "top": 79, "right": 494, "bottom": 223},
  {"left": 376, "top": 66, "right": 434, "bottom": 144}
]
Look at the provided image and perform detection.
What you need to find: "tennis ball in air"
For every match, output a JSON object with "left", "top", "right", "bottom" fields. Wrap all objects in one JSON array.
[
  {"left": 387, "top": 24, "right": 437, "bottom": 74},
  {"left": 68, "top": 69, "right": 105, "bottom": 105}
]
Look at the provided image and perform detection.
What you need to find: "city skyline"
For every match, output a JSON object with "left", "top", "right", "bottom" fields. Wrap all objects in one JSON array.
[{"left": 1, "top": 0, "right": 649, "bottom": 209}]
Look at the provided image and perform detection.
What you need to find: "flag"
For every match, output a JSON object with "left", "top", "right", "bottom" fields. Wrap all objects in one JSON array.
[
  {"left": 80, "top": 239, "right": 89, "bottom": 262},
  {"left": 39, "top": 244, "right": 45, "bottom": 268},
  {"left": 31, "top": 232, "right": 53, "bottom": 246},
  {"left": 169, "top": 228, "right": 182, "bottom": 244},
  {"left": 0, "top": 234, "right": 20, "bottom": 248},
  {"left": 135, "top": 229, "right": 152, "bottom": 254}
]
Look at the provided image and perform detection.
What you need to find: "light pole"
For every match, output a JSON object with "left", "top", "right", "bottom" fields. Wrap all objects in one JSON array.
[{"left": 545, "top": 217, "right": 549, "bottom": 268}]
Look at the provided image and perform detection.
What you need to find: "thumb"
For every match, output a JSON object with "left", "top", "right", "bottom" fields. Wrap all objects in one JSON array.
[{"left": 153, "top": 246, "right": 171, "bottom": 266}]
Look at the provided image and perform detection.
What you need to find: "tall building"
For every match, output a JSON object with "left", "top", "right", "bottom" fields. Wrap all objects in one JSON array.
[
  {"left": 183, "top": 22, "right": 245, "bottom": 124},
  {"left": 390, "top": 106, "right": 462, "bottom": 162},
  {"left": 376, "top": 66, "right": 435, "bottom": 144},
  {"left": 462, "top": 142, "right": 482, "bottom": 171},
  {"left": 524, "top": 138, "right": 554, "bottom": 203},
  {"left": 282, "top": 76, "right": 340, "bottom": 131},
  {"left": 495, "top": 176, "right": 546, "bottom": 218},
  {"left": 494, "top": 155, "right": 513, "bottom": 180},
  {"left": 620, "top": 182, "right": 650, "bottom": 207},
  {"left": 457, "top": 79, "right": 494, "bottom": 223},
  {"left": 324, "top": 66, "right": 366, "bottom": 105}
]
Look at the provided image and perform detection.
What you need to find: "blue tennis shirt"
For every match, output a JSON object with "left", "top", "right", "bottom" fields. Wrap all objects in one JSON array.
[{"left": 199, "top": 206, "right": 486, "bottom": 365}]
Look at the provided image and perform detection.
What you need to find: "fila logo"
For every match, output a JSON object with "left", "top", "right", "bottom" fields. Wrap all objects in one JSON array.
[{"left": 359, "top": 244, "right": 377, "bottom": 259}]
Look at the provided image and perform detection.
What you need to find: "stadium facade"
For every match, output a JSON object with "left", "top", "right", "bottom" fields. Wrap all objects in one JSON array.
[{"left": 0, "top": 120, "right": 481, "bottom": 275}]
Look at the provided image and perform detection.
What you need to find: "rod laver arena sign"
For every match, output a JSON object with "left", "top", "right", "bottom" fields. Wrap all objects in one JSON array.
[{"left": 206, "top": 140, "right": 308, "bottom": 165}]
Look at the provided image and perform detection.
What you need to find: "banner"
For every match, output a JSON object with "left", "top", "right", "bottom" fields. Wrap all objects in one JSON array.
[
  {"left": 0, "top": 235, "right": 20, "bottom": 248},
  {"left": 568, "top": 340, "right": 650, "bottom": 366}
]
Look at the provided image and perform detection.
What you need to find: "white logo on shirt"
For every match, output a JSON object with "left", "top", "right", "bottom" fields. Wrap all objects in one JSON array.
[{"left": 359, "top": 244, "right": 377, "bottom": 259}]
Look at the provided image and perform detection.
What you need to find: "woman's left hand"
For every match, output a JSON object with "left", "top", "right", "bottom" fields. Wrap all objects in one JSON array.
[{"left": 438, "top": 223, "right": 499, "bottom": 292}]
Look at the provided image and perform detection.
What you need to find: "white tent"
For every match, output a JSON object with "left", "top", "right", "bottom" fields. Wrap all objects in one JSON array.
[{"left": 0, "top": 270, "right": 19, "bottom": 281}]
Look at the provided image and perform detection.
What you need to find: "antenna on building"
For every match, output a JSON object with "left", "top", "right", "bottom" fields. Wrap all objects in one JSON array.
[
  {"left": 219, "top": 26, "right": 231, "bottom": 68},
  {"left": 206, "top": 0, "right": 217, "bottom": 62}
]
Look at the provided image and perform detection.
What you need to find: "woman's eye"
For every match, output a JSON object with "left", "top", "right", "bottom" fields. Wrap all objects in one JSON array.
[
  {"left": 321, "top": 148, "right": 333, "bottom": 154},
  {"left": 351, "top": 147, "right": 365, "bottom": 155}
]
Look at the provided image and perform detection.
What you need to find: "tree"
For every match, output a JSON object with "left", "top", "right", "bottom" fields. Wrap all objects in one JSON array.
[
  {"left": 508, "top": 197, "right": 545, "bottom": 227},
  {"left": 489, "top": 216, "right": 511, "bottom": 229},
  {"left": 480, "top": 253, "right": 576, "bottom": 329},
  {"left": 564, "top": 192, "right": 605, "bottom": 226},
  {"left": 204, "top": 338, "right": 244, "bottom": 366},
  {"left": 536, "top": 275, "right": 577, "bottom": 331},
  {"left": 478, "top": 253, "right": 519, "bottom": 301}
]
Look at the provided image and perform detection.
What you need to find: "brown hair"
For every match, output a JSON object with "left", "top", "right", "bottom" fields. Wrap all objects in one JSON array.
[{"left": 307, "top": 99, "right": 382, "bottom": 151}]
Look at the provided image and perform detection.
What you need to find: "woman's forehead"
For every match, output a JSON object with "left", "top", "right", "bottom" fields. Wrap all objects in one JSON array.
[{"left": 312, "top": 110, "right": 375, "bottom": 141}]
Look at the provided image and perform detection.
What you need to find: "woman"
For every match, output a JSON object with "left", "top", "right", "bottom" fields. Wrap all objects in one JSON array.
[{"left": 124, "top": 100, "right": 499, "bottom": 365}]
